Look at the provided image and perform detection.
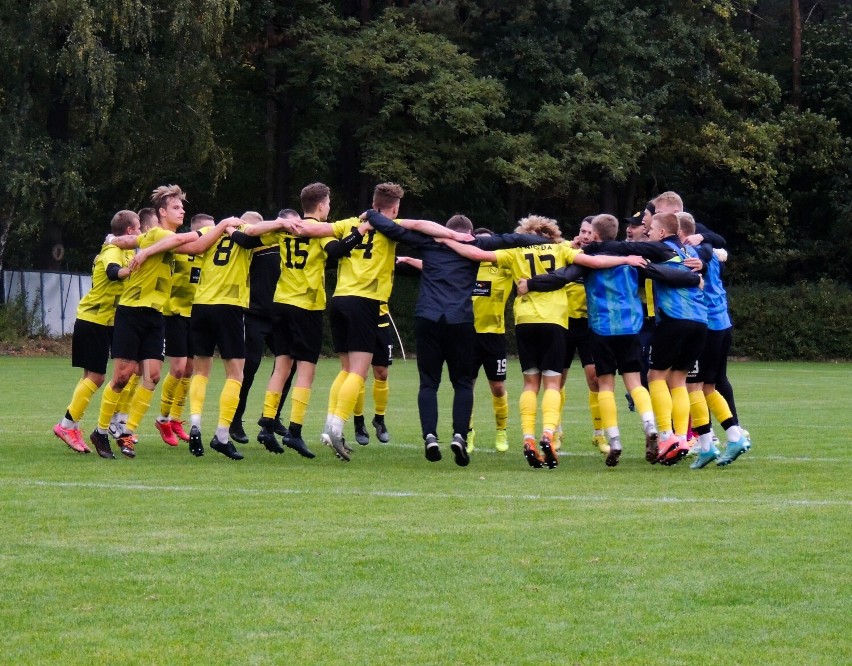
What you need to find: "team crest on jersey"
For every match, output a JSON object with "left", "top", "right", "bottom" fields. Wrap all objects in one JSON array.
[{"left": 473, "top": 280, "right": 492, "bottom": 297}]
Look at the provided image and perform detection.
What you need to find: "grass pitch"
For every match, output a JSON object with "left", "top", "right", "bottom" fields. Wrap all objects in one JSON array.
[{"left": 0, "top": 356, "right": 850, "bottom": 665}]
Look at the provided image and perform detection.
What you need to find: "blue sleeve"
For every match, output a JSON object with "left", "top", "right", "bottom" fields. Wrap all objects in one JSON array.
[{"left": 366, "top": 210, "right": 433, "bottom": 249}]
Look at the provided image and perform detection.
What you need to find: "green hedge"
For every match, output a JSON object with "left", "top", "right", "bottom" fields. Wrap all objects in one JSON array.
[
  {"left": 727, "top": 280, "right": 852, "bottom": 360},
  {"left": 385, "top": 275, "right": 852, "bottom": 362}
]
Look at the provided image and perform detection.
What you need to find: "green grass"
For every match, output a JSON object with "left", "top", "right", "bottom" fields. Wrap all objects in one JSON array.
[{"left": 1, "top": 357, "right": 850, "bottom": 665}]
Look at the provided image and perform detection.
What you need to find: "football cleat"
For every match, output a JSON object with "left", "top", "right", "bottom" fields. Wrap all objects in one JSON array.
[
  {"left": 465, "top": 428, "right": 476, "bottom": 454},
  {"left": 257, "top": 426, "right": 285, "bottom": 454},
  {"left": 605, "top": 438, "right": 622, "bottom": 467},
  {"left": 523, "top": 437, "right": 544, "bottom": 469},
  {"left": 170, "top": 420, "right": 190, "bottom": 442},
  {"left": 116, "top": 434, "right": 136, "bottom": 459},
  {"left": 210, "top": 437, "right": 244, "bottom": 460},
  {"left": 494, "top": 429, "right": 509, "bottom": 452},
  {"left": 717, "top": 433, "right": 752, "bottom": 467},
  {"left": 321, "top": 429, "right": 350, "bottom": 462},
  {"left": 690, "top": 446, "right": 720, "bottom": 469},
  {"left": 53, "top": 424, "right": 90, "bottom": 454},
  {"left": 354, "top": 419, "right": 370, "bottom": 446},
  {"left": 592, "top": 434, "right": 610, "bottom": 455},
  {"left": 89, "top": 430, "right": 115, "bottom": 459},
  {"left": 372, "top": 416, "right": 390, "bottom": 443},
  {"left": 155, "top": 419, "right": 179, "bottom": 447},
  {"left": 188, "top": 425, "right": 204, "bottom": 457},
  {"left": 540, "top": 432, "right": 558, "bottom": 469},
  {"left": 228, "top": 420, "right": 249, "bottom": 444}
]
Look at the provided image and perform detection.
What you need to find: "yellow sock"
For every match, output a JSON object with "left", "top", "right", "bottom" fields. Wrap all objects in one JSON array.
[
  {"left": 116, "top": 373, "right": 139, "bottom": 414},
  {"left": 262, "top": 391, "right": 281, "bottom": 420},
  {"left": 557, "top": 385, "right": 566, "bottom": 430},
  {"left": 334, "top": 373, "right": 365, "bottom": 421},
  {"left": 671, "top": 386, "right": 690, "bottom": 435},
  {"left": 649, "top": 379, "right": 673, "bottom": 433},
  {"left": 630, "top": 385, "right": 653, "bottom": 415},
  {"left": 541, "top": 388, "right": 561, "bottom": 433},
  {"left": 705, "top": 390, "right": 733, "bottom": 423},
  {"left": 190, "top": 375, "right": 209, "bottom": 418},
  {"left": 159, "top": 373, "right": 180, "bottom": 418},
  {"left": 492, "top": 393, "right": 509, "bottom": 431},
  {"left": 218, "top": 378, "right": 242, "bottom": 428},
  {"left": 469, "top": 393, "right": 476, "bottom": 431},
  {"left": 373, "top": 379, "right": 388, "bottom": 416},
  {"left": 126, "top": 385, "right": 153, "bottom": 432},
  {"left": 589, "top": 391, "right": 602, "bottom": 431},
  {"left": 328, "top": 371, "right": 348, "bottom": 415},
  {"left": 169, "top": 377, "right": 190, "bottom": 420},
  {"left": 97, "top": 384, "right": 123, "bottom": 431},
  {"left": 290, "top": 386, "right": 311, "bottom": 426},
  {"left": 519, "top": 390, "right": 538, "bottom": 436},
  {"left": 354, "top": 384, "right": 366, "bottom": 418},
  {"left": 67, "top": 377, "right": 99, "bottom": 422},
  {"left": 597, "top": 390, "right": 617, "bottom": 431},
  {"left": 689, "top": 390, "right": 711, "bottom": 430}
]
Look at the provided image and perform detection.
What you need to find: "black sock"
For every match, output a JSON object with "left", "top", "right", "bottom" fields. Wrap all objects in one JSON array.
[{"left": 289, "top": 422, "right": 302, "bottom": 438}]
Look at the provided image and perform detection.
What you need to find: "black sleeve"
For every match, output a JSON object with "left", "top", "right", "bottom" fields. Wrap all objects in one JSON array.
[
  {"left": 693, "top": 242, "right": 714, "bottom": 263},
  {"left": 365, "top": 210, "right": 433, "bottom": 248},
  {"left": 526, "top": 264, "right": 588, "bottom": 292},
  {"left": 695, "top": 223, "right": 726, "bottom": 248},
  {"left": 478, "top": 233, "right": 549, "bottom": 250},
  {"left": 229, "top": 230, "right": 264, "bottom": 249},
  {"left": 641, "top": 263, "right": 701, "bottom": 287},
  {"left": 324, "top": 229, "right": 364, "bottom": 259},
  {"left": 105, "top": 263, "right": 122, "bottom": 281}
]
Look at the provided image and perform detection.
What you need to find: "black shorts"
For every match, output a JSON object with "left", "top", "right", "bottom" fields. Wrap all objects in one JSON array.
[
  {"left": 564, "top": 317, "right": 595, "bottom": 368},
  {"left": 164, "top": 314, "right": 192, "bottom": 358},
  {"left": 591, "top": 333, "right": 643, "bottom": 377},
  {"left": 329, "top": 295, "right": 381, "bottom": 354},
  {"left": 271, "top": 303, "right": 323, "bottom": 364},
  {"left": 649, "top": 317, "right": 708, "bottom": 373},
  {"left": 72, "top": 319, "right": 113, "bottom": 375},
  {"left": 372, "top": 325, "right": 394, "bottom": 367},
  {"left": 111, "top": 305, "right": 165, "bottom": 363},
  {"left": 474, "top": 332, "right": 508, "bottom": 382},
  {"left": 689, "top": 327, "right": 732, "bottom": 385},
  {"left": 516, "top": 323, "right": 566, "bottom": 375},
  {"left": 190, "top": 304, "right": 245, "bottom": 360}
]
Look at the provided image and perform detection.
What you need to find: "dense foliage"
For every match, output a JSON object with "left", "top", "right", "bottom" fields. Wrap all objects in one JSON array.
[{"left": 1, "top": 0, "right": 849, "bottom": 285}]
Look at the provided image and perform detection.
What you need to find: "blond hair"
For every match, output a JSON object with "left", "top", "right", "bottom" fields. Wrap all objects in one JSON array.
[
  {"left": 652, "top": 191, "right": 683, "bottom": 212},
  {"left": 653, "top": 212, "right": 680, "bottom": 236},
  {"left": 110, "top": 210, "right": 140, "bottom": 235},
  {"left": 676, "top": 211, "right": 696, "bottom": 236},
  {"left": 591, "top": 214, "right": 618, "bottom": 241},
  {"left": 241, "top": 211, "right": 264, "bottom": 224},
  {"left": 515, "top": 215, "right": 562, "bottom": 242},
  {"left": 150, "top": 184, "right": 186, "bottom": 219},
  {"left": 373, "top": 182, "right": 405, "bottom": 210}
]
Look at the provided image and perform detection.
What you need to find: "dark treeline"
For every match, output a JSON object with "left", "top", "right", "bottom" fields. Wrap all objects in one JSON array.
[{"left": 1, "top": 0, "right": 850, "bottom": 285}]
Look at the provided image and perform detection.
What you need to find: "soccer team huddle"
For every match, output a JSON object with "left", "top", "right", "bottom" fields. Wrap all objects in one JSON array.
[{"left": 53, "top": 182, "right": 751, "bottom": 471}]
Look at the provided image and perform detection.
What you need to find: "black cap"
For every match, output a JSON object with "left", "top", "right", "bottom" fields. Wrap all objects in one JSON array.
[{"left": 624, "top": 211, "right": 645, "bottom": 226}]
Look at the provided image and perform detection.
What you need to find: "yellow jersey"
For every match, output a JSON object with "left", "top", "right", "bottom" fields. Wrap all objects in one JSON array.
[
  {"left": 566, "top": 282, "right": 587, "bottom": 319},
  {"left": 262, "top": 219, "right": 350, "bottom": 311},
  {"left": 495, "top": 242, "right": 580, "bottom": 328},
  {"left": 472, "top": 261, "right": 513, "bottom": 334},
  {"left": 333, "top": 216, "right": 398, "bottom": 302},
  {"left": 165, "top": 251, "right": 201, "bottom": 317},
  {"left": 76, "top": 243, "right": 134, "bottom": 326},
  {"left": 193, "top": 225, "right": 254, "bottom": 308},
  {"left": 119, "top": 227, "right": 177, "bottom": 312}
]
